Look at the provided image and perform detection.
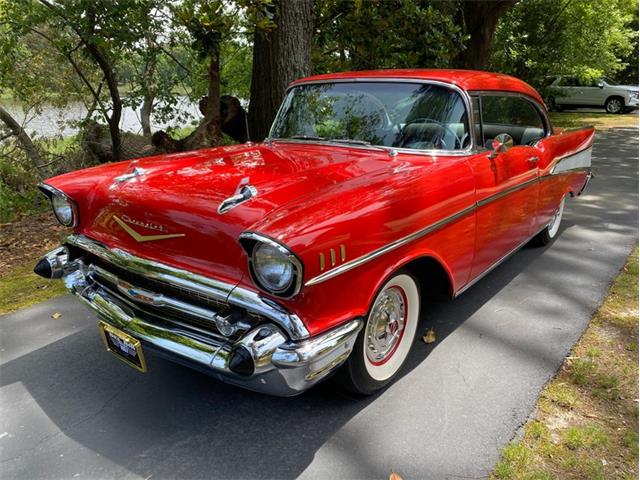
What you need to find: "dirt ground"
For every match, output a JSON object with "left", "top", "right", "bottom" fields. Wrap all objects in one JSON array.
[{"left": 0, "top": 212, "right": 67, "bottom": 276}]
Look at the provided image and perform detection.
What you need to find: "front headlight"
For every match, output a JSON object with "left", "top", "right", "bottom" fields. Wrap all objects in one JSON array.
[
  {"left": 240, "top": 233, "right": 303, "bottom": 298},
  {"left": 39, "top": 184, "right": 77, "bottom": 227},
  {"left": 253, "top": 243, "right": 294, "bottom": 293},
  {"left": 52, "top": 194, "right": 75, "bottom": 226}
]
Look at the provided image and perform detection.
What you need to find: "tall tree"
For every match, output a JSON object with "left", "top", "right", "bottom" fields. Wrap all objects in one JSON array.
[
  {"left": 248, "top": 0, "right": 314, "bottom": 141},
  {"left": 313, "top": 0, "right": 464, "bottom": 74},
  {"left": 453, "top": 0, "right": 518, "bottom": 70},
  {"left": 491, "top": 0, "right": 638, "bottom": 85}
]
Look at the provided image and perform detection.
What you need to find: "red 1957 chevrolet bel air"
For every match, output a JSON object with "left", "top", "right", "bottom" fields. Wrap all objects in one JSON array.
[{"left": 35, "top": 69, "right": 594, "bottom": 396}]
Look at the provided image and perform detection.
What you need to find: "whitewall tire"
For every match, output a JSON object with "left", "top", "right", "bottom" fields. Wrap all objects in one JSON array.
[
  {"left": 533, "top": 195, "right": 566, "bottom": 246},
  {"left": 336, "top": 271, "right": 420, "bottom": 395}
]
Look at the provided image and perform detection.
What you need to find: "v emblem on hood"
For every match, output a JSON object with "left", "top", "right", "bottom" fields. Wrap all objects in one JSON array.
[{"left": 113, "top": 216, "right": 185, "bottom": 242}]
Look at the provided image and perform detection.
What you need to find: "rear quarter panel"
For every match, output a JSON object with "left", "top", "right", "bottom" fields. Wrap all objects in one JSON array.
[{"left": 535, "top": 126, "right": 595, "bottom": 230}]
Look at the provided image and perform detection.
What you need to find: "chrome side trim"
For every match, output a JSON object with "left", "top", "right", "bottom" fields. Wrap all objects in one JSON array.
[
  {"left": 453, "top": 225, "right": 547, "bottom": 298},
  {"left": 66, "top": 234, "right": 310, "bottom": 340},
  {"left": 305, "top": 203, "right": 476, "bottom": 287},
  {"left": 305, "top": 174, "right": 543, "bottom": 287},
  {"left": 476, "top": 177, "right": 539, "bottom": 207}
]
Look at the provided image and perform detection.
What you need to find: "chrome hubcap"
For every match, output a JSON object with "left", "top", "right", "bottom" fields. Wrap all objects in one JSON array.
[
  {"left": 608, "top": 99, "right": 622, "bottom": 112},
  {"left": 365, "top": 287, "right": 406, "bottom": 364}
]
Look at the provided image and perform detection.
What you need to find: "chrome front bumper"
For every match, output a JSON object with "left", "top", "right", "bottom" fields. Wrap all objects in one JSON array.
[{"left": 39, "top": 241, "right": 362, "bottom": 396}]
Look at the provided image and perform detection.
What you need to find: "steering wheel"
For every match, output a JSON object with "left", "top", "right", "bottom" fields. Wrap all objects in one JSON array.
[{"left": 397, "top": 117, "right": 463, "bottom": 150}]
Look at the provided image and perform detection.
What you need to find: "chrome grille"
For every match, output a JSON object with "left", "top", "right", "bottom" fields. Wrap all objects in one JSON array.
[{"left": 74, "top": 249, "right": 253, "bottom": 340}]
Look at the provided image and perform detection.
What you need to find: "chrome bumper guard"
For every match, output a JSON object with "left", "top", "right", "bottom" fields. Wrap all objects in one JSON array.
[{"left": 44, "top": 242, "right": 362, "bottom": 396}]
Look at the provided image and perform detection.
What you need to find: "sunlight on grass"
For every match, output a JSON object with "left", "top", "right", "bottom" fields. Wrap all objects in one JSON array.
[
  {"left": 0, "top": 261, "right": 67, "bottom": 315},
  {"left": 550, "top": 112, "right": 638, "bottom": 130}
]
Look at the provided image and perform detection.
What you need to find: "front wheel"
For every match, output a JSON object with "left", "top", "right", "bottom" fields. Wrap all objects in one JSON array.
[
  {"left": 605, "top": 97, "right": 624, "bottom": 114},
  {"left": 335, "top": 271, "right": 421, "bottom": 395},
  {"left": 532, "top": 195, "right": 566, "bottom": 246}
]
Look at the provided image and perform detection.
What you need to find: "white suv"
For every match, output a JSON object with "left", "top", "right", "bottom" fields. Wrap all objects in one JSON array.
[{"left": 547, "top": 76, "right": 639, "bottom": 114}]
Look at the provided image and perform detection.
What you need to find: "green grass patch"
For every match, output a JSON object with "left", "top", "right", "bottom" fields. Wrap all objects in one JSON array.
[
  {"left": 550, "top": 111, "right": 638, "bottom": 130},
  {"left": 491, "top": 247, "right": 639, "bottom": 480},
  {"left": 0, "top": 261, "right": 67, "bottom": 315}
]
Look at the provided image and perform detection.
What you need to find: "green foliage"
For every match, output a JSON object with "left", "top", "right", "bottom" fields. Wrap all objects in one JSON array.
[
  {"left": 313, "top": 0, "right": 465, "bottom": 73},
  {"left": 492, "top": 0, "right": 638, "bottom": 87}
]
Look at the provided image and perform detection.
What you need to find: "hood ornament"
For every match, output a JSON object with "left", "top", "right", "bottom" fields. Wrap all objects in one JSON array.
[
  {"left": 113, "top": 215, "right": 185, "bottom": 242},
  {"left": 114, "top": 166, "right": 146, "bottom": 184},
  {"left": 218, "top": 177, "right": 258, "bottom": 215}
]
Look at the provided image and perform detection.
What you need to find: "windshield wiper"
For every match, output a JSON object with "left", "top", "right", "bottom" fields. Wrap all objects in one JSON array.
[
  {"left": 287, "top": 135, "right": 327, "bottom": 141},
  {"left": 329, "top": 138, "right": 372, "bottom": 146}
]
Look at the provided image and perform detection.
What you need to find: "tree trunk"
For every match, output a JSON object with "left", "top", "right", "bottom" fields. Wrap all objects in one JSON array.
[
  {"left": 141, "top": 94, "right": 154, "bottom": 137},
  {"left": 0, "top": 105, "right": 47, "bottom": 178},
  {"left": 248, "top": 0, "right": 314, "bottom": 141},
  {"left": 453, "top": 0, "right": 518, "bottom": 70},
  {"left": 181, "top": 50, "right": 223, "bottom": 150}
]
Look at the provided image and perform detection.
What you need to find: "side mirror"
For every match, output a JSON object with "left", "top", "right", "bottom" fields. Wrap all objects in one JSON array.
[
  {"left": 489, "top": 133, "right": 514, "bottom": 159},
  {"left": 597, "top": 81, "right": 604, "bottom": 89}
]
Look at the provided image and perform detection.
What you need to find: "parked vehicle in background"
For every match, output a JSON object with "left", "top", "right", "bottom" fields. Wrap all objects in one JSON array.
[
  {"left": 34, "top": 70, "right": 595, "bottom": 396},
  {"left": 546, "top": 76, "right": 639, "bottom": 113}
]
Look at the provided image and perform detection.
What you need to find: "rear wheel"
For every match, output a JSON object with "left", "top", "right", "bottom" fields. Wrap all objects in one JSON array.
[
  {"left": 336, "top": 271, "right": 420, "bottom": 395},
  {"left": 532, "top": 195, "right": 566, "bottom": 246}
]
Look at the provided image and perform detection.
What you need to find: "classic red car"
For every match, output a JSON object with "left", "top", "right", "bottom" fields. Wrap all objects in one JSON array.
[{"left": 35, "top": 69, "right": 594, "bottom": 396}]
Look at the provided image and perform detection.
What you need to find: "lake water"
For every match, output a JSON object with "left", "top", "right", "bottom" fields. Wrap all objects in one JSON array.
[{"left": 2, "top": 97, "right": 201, "bottom": 138}]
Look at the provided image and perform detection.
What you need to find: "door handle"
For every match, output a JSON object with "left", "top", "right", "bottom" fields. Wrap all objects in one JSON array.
[{"left": 528, "top": 156, "right": 539, "bottom": 164}]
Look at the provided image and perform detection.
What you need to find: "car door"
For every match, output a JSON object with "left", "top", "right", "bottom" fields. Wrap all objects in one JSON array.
[
  {"left": 467, "top": 93, "right": 548, "bottom": 281},
  {"left": 578, "top": 78, "right": 605, "bottom": 106},
  {"left": 558, "top": 76, "right": 583, "bottom": 105}
]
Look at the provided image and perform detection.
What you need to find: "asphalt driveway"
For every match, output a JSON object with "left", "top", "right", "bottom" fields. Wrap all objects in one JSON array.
[{"left": 1, "top": 129, "right": 638, "bottom": 480}]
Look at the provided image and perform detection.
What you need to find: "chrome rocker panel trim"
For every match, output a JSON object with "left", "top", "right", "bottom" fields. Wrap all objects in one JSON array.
[
  {"left": 60, "top": 262, "right": 362, "bottom": 396},
  {"left": 66, "top": 234, "right": 310, "bottom": 340}
]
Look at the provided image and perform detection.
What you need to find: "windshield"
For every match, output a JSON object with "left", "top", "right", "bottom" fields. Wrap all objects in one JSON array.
[
  {"left": 601, "top": 77, "right": 618, "bottom": 85},
  {"left": 270, "top": 82, "right": 470, "bottom": 151}
]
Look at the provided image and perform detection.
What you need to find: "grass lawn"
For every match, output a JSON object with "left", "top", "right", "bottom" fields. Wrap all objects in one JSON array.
[
  {"left": 492, "top": 247, "right": 639, "bottom": 480},
  {"left": 0, "top": 261, "right": 67, "bottom": 315},
  {"left": 550, "top": 111, "right": 638, "bottom": 130}
]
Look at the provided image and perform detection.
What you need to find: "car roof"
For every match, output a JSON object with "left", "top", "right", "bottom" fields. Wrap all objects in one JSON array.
[{"left": 291, "top": 69, "right": 545, "bottom": 105}]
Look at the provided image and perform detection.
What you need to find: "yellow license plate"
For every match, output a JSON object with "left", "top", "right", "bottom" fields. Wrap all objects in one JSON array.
[{"left": 98, "top": 321, "right": 147, "bottom": 372}]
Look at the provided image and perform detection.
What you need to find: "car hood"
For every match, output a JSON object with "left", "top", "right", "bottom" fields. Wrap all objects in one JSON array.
[{"left": 46, "top": 142, "right": 392, "bottom": 284}]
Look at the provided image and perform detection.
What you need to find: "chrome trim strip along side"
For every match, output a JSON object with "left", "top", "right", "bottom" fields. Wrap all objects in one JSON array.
[
  {"left": 304, "top": 144, "right": 593, "bottom": 288},
  {"left": 238, "top": 231, "right": 304, "bottom": 299},
  {"left": 267, "top": 78, "right": 477, "bottom": 156},
  {"left": 66, "top": 234, "right": 310, "bottom": 340},
  {"left": 476, "top": 178, "right": 539, "bottom": 207},
  {"left": 305, "top": 173, "right": 542, "bottom": 287},
  {"left": 453, "top": 225, "right": 547, "bottom": 298},
  {"left": 305, "top": 204, "right": 476, "bottom": 287}
]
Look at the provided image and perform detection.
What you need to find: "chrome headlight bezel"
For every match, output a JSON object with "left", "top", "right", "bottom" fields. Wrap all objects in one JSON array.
[
  {"left": 38, "top": 184, "right": 78, "bottom": 227},
  {"left": 239, "top": 232, "right": 304, "bottom": 298}
]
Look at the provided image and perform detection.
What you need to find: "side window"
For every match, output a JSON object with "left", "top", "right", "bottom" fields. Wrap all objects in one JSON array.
[
  {"left": 558, "top": 76, "right": 578, "bottom": 87},
  {"left": 481, "top": 95, "right": 546, "bottom": 148}
]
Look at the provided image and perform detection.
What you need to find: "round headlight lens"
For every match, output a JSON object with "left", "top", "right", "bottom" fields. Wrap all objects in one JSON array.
[
  {"left": 52, "top": 194, "right": 75, "bottom": 226},
  {"left": 252, "top": 243, "right": 294, "bottom": 293}
]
